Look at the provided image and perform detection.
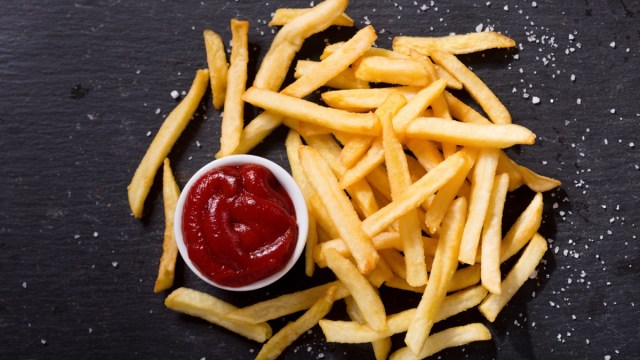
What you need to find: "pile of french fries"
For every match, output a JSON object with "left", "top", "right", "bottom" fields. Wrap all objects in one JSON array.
[{"left": 127, "top": 0, "right": 561, "bottom": 358}]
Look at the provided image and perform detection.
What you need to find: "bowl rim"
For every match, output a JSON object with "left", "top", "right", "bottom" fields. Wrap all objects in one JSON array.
[{"left": 174, "top": 154, "right": 309, "bottom": 292}]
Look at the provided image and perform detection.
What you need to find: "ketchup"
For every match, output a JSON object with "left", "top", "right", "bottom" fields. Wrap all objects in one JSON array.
[{"left": 182, "top": 164, "right": 297, "bottom": 287}]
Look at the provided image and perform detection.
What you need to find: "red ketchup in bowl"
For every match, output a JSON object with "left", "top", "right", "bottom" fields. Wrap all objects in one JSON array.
[{"left": 181, "top": 163, "right": 297, "bottom": 288}]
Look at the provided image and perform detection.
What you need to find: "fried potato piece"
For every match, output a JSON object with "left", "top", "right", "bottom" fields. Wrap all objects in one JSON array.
[
  {"left": 269, "top": 8, "right": 354, "bottom": 27},
  {"left": 501, "top": 192, "right": 543, "bottom": 262},
  {"left": 393, "top": 31, "right": 516, "bottom": 55},
  {"left": 202, "top": 30, "right": 228, "bottom": 110},
  {"left": 431, "top": 50, "right": 511, "bottom": 125},
  {"left": 480, "top": 173, "right": 510, "bottom": 294},
  {"left": 153, "top": 159, "right": 180, "bottom": 293},
  {"left": 392, "top": 323, "right": 491, "bottom": 359},
  {"left": 354, "top": 56, "right": 430, "bottom": 87},
  {"left": 295, "top": 60, "right": 369, "bottom": 90},
  {"left": 165, "top": 288, "right": 272, "bottom": 343},
  {"left": 216, "top": 19, "right": 249, "bottom": 158},
  {"left": 127, "top": 69, "right": 209, "bottom": 218}
]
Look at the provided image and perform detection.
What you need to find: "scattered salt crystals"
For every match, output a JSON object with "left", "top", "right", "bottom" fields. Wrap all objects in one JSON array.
[
  {"left": 196, "top": 140, "right": 201, "bottom": 148},
  {"left": 570, "top": 74, "right": 576, "bottom": 81},
  {"left": 513, "top": 54, "right": 520, "bottom": 60},
  {"left": 605, "top": 356, "right": 611, "bottom": 360},
  {"left": 629, "top": 142, "right": 635, "bottom": 148},
  {"left": 609, "top": 41, "right": 616, "bottom": 48},
  {"left": 22, "top": 281, "right": 27, "bottom": 289},
  {"left": 531, "top": 1, "right": 537, "bottom": 7},
  {"left": 93, "top": 231, "right": 99, "bottom": 238},
  {"left": 155, "top": 108, "right": 161, "bottom": 115},
  {"left": 610, "top": 108, "right": 616, "bottom": 114},
  {"left": 577, "top": 98, "right": 582, "bottom": 105},
  {"left": 89, "top": 328, "right": 93, "bottom": 333},
  {"left": 532, "top": 96, "right": 541, "bottom": 104},
  {"left": 170, "top": 90, "right": 180, "bottom": 99},
  {"left": 112, "top": 261, "right": 119, "bottom": 268},
  {"left": 41, "top": 339, "right": 47, "bottom": 345},
  {"left": 146, "top": 131, "right": 152, "bottom": 137}
]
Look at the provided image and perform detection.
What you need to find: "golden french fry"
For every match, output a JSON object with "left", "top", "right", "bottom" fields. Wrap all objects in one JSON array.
[
  {"left": 305, "top": 213, "right": 319, "bottom": 277},
  {"left": 228, "top": 281, "right": 349, "bottom": 324},
  {"left": 324, "top": 248, "right": 387, "bottom": 331},
  {"left": 203, "top": 30, "right": 228, "bottom": 110},
  {"left": 501, "top": 193, "right": 543, "bottom": 262},
  {"left": 481, "top": 173, "right": 510, "bottom": 294},
  {"left": 381, "top": 95, "right": 427, "bottom": 287},
  {"left": 368, "top": 256, "right": 394, "bottom": 288},
  {"left": 425, "top": 148, "right": 476, "bottom": 234},
  {"left": 496, "top": 150, "right": 525, "bottom": 191},
  {"left": 406, "top": 139, "right": 444, "bottom": 172},
  {"left": 285, "top": 25, "right": 376, "bottom": 96},
  {"left": 127, "top": 69, "right": 209, "bottom": 218},
  {"left": 243, "top": 88, "right": 379, "bottom": 135},
  {"left": 314, "top": 232, "right": 401, "bottom": 267},
  {"left": 362, "top": 150, "right": 470, "bottom": 237},
  {"left": 321, "top": 87, "right": 418, "bottom": 112},
  {"left": 405, "top": 117, "right": 536, "bottom": 148},
  {"left": 435, "top": 64, "right": 463, "bottom": 89},
  {"left": 165, "top": 288, "right": 272, "bottom": 343},
  {"left": 216, "top": 19, "right": 249, "bottom": 158},
  {"left": 354, "top": 56, "right": 430, "bottom": 87},
  {"left": 300, "top": 146, "right": 379, "bottom": 274},
  {"left": 393, "top": 323, "right": 491, "bottom": 359},
  {"left": 405, "top": 197, "right": 467, "bottom": 355},
  {"left": 430, "top": 50, "right": 511, "bottom": 124},
  {"left": 392, "top": 79, "right": 447, "bottom": 135},
  {"left": 322, "top": 41, "right": 410, "bottom": 60},
  {"left": 458, "top": 148, "right": 500, "bottom": 264},
  {"left": 256, "top": 285, "right": 338, "bottom": 360},
  {"left": 320, "top": 285, "right": 488, "bottom": 344},
  {"left": 479, "top": 233, "right": 548, "bottom": 322},
  {"left": 339, "top": 134, "right": 375, "bottom": 168},
  {"left": 294, "top": 60, "right": 369, "bottom": 90},
  {"left": 153, "top": 158, "right": 180, "bottom": 293},
  {"left": 514, "top": 161, "right": 562, "bottom": 192},
  {"left": 393, "top": 32, "right": 516, "bottom": 55},
  {"left": 269, "top": 8, "right": 354, "bottom": 27}
]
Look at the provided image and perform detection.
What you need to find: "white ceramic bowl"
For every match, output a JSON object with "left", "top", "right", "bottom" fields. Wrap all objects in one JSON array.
[{"left": 174, "top": 154, "right": 308, "bottom": 291}]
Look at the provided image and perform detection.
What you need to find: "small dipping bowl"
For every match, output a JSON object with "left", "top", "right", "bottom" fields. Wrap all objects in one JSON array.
[{"left": 174, "top": 154, "right": 308, "bottom": 291}]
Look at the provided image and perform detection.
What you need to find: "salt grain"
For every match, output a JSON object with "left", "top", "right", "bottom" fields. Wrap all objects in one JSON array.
[
  {"left": 170, "top": 90, "right": 180, "bottom": 99},
  {"left": 532, "top": 96, "right": 541, "bottom": 104}
]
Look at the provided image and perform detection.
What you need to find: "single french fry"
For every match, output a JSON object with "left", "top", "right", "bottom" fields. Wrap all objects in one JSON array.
[
  {"left": 458, "top": 148, "right": 500, "bottom": 264},
  {"left": 256, "top": 285, "right": 338, "bottom": 360},
  {"left": 354, "top": 56, "right": 430, "bottom": 87},
  {"left": 405, "top": 197, "right": 467, "bottom": 355},
  {"left": 393, "top": 323, "right": 491, "bottom": 359},
  {"left": 344, "top": 295, "right": 391, "bottom": 360},
  {"left": 340, "top": 134, "right": 375, "bottom": 168},
  {"left": 481, "top": 173, "right": 510, "bottom": 294},
  {"left": 496, "top": 150, "right": 525, "bottom": 191},
  {"left": 430, "top": 50, "right": 511, "bottom": 125},
  {"left": 127, "top": 69, "right": 209, "bottom": 218},
  {"left": 320, "top": 285, "right": 488, "bottom": 344},
  {"left": 368, "top": 256, "right": 394, "bottom": 288},
  {"left": 243, "top": 88, "right": 379, "bottom": 135},
  {"left": 362, "top": 150, "right": 469, "bottom": 237},
  {"left": 405, "top": 117, "right": 535, "bottom": 148},
  {"left": 294, "top": 60, "right": 369, "bottom": 90},
  {"left": 228, "top": 281, "right": 349, "bottom": 324},
  {"left": 305, "top": 213, "right": 319, "bottom": 277},
  {"left": 203, "top": 29, "right": 228, "bottom": 110},
  {"left": 501, "top": 193, "right": 543, "bottom": 262},
  {"left": 285, "top": 25, "right": 377, "bottom": 96},
  {"left": 165, "top": 288, "right": 272, "bottom": 343},
  {"left": 322, "top": 41, "right": 410, "bottom": 60},
  {"left": 479, "top": 233, "right": 548, "bottom": 322},
  {"left": 425, "top": 148, "right": 476, "bottom": 234},
  {"left": 392, "top": 79, "right": 447, "bottom": 135},
  {"left": 300, "top": 146, "right": 379, "bottom": 274},
  {"left": 314, "top": 232, "right": 400, "bottom": 268},
  {"left": 153, "top": 159, "right": 181, "bottom": 293},
  {"left": 321, "top": 87, "right": 418, "bottom": 112},
  {"left": 324, "top": 248, "right": 387, "bottom": 331},
  {"left": 393, "top": 32, "right": 516, "bottom": 55},
  {"left": 435, "top": 64, "right": 463, "bottom": 89},
  {"left": 216, "top": 19, "right": 249, "bottom": 158},
  {"left": 269, "top": 8, "right": 354, "bottom": 27},
  {"left": 514, "top": 161, "right": 562, "bottom": 192},
  {"left": 381, "top": 93, "right": 427, "bottom": 287}
]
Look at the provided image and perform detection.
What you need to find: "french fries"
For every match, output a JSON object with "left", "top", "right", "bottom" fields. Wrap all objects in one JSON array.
[
  {"left": 130, "top": 1, "right": 562, "bottom": 358},
  {"left": 153, "top": 159, "right": 180, "bottom": 293},
  {"left": 127, "top": 68, "right": 209, "bottom": 218},
  {"left": 216, "top": 19, "right": 249, "bottom": 158}
]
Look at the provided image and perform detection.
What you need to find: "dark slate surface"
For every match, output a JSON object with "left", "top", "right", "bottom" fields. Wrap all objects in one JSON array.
[{"left": 1, "top": 0, "right": 639, "bottom": 359}]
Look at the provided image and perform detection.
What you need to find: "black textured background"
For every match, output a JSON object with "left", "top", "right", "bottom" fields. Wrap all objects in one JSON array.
[{"left": 1, "top": 0, "right": 639, "bottom": 359}]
